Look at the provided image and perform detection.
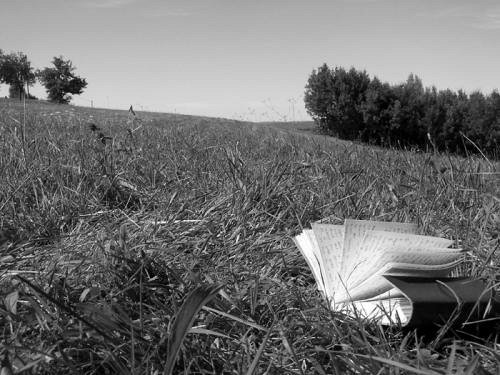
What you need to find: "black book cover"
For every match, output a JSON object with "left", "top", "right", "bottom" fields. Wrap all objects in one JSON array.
[{"left": 384, "top": 276, "right": 500, "bottom": 328}]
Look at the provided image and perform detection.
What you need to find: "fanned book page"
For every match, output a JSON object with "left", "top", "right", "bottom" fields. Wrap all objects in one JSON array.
[
  {"left": 293, "top": 219, "right": 469, "bottom": 325},
  {"left": 293, "top": 230, "right": 326, "bottom": 294},
  {"left": 345, "top": 228, "right": 457, "bottom": 290},
  {"left": 335, "top": 258, "right": 464, "bottom": 303},
  {"left": 339, "top": 220, "right": 418, "bottom": 291},
  {"left": 310, "top": 223, "right": 344, "bottom": 298}
]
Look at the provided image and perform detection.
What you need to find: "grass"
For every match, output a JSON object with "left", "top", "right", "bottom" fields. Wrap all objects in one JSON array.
[{"left": 0, "top": 97, "right": 499, "bottom": 374}]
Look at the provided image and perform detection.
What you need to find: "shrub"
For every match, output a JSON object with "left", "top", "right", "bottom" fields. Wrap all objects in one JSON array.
[{"left": 304, "top": 64, "right": 500, "bottom": 157}]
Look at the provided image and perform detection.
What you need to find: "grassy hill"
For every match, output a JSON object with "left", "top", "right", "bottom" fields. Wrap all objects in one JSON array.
[{"left": 0, "top": 98, "right": 499, "bottom": 374}]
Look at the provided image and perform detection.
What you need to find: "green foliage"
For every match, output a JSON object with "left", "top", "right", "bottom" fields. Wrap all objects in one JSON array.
[
  {"left": 305, "top": 64, "right": 500, "bottom": 157},
  {"left": 38, "top": 56, "right": 87, "bottom": 104},
  {"left": 0, "top": 50, "right": 36, "bottom": 100}
]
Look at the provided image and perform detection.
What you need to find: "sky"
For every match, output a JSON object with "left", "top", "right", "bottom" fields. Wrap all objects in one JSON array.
[{"left": 1, "top": 0, "right": 499, "bottom": 121}]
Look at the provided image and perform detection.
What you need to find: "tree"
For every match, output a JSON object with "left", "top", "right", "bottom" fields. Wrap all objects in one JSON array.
[
  {"left": 484, "top": 91, "right": 500, "bottom": 154},
  {"left": 38, "top": 56, "right": 87, "bottom": 104},
  {"left": 304, "top": 64, "right": 335, "bottom": 132},
  {"left": 360, "top": 77, "right": 396, "bottom": 144},
  {"left": 0, "top": 51, "right": 36, "bottom": 100},
  {"left": 328, "top": 67, "right": 371, "bottom": 139},
  {"left": 441, "top": 90, "right": 469, "bottom": 153},
  {"left": 305, "top": 64, "right": 370, "bottom": 138},
  {"left": 463, "top": 91, "right": 487, "bottom": 151},
  {"left": 388, "top": 74, "right": 426, "bottom": 148},
  {"left": 421, "top": 86, "right": 446, "bottom": 151},
  {"left": 304, "top": 64, "right": 499, "bottom": 157}
]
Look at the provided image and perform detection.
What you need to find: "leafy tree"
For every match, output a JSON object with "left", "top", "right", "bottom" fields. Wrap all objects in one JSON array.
[
  {"left": 463, "top": 91, "right": 488, "bottom": 151},
  {"left": 305, "top": 64, "right": 370, "bottom": 138},
  {"left": 484, "top": 91, "right": 500, "bottom": 154},
  {"left": 304, "top": 64, "right": 335, "bottom": 132},
  {"left": 360, "top": 77, "right": 396, "bottom": 144},
  {"left": 304, "top": 64, "right": 499, "bottom": 157},
  {"left": 38, "top": 56, "right": 87, "bottom": 104},
  {"left": 0, "top": 51, "right": 36, "bottom": 100},
  {"left": 441, "top": 90, "right": 469, "bottom": 153},
  {"left": 389, "top": 74, "right": 426, "bottom": 147},
  {"left": 420, "top": 86, "right": 446, "bottom": 151},
  {"left": 329, "top": 67, "right": 371, "bottom": 139}
]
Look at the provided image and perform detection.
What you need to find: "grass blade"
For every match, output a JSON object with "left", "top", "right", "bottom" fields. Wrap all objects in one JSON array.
[
  {"left": 245, "top": 324, "right": 273, "bottom": 375},
  {"left": 355, "top": 354, "right": 441, "bottom": 375},
  {"left": 163, "top": 283, "right": 224, "bottom": 375}
]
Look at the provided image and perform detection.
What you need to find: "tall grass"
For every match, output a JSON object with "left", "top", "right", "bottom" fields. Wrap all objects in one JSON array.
[{"left": 0, "top": 98, "right": 499, "bottom": 374}]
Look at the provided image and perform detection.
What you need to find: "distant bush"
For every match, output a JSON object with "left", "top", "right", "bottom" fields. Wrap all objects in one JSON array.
[{"left": 305, "top": 64, "right": 500, "bottom": 157}]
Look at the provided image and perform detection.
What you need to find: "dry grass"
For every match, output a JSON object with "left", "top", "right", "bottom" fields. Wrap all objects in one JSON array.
[{"left": 0, "top": 98, "right": 499, "bottom": 374}]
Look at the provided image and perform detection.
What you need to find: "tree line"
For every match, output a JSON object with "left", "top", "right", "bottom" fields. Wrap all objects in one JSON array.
[
  {"left": 0, "top": 50, "right": 87, "bottom": 104},
  {"left": 304, "top": 64, "right": 499, "bottom": 157}
]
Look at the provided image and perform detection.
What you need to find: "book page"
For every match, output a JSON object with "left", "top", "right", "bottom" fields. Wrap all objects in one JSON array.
[
  {"left": 296, "top": 220, "right": 460, "bottom": 307},
  {"left": 362, "top": 288, "right": 405, "bottom": 301},
  {"left": 293, "top": 232, "right": 326, "bottom": 293},
  {"left": 340, "top": 298, "right": 410, "bottom": 326},
  {"left": 339, "top": 220, "right": 418, "bottom": 291},
  {"left": 303, "top": 229, "right": 323, "bottom": 269},
  {"left": 348, "top": 248, "right": 464, "bottom": 289},
  {"left": 336, "top": 259, "right": 463, "bottom": 302},
  {"left": 344, "top": 230, "right": 455, "bottom": 289},
  {"left": 304, "top": 229, "right": 328, "bottom": 293},
  {"left": 310, "top": 223, "right": 344, "bottom": 298}
]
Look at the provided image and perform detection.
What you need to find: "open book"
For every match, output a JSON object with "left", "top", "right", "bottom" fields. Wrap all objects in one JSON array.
[{"left": 292, "top": 219, "right": 497, "bottom": 327}]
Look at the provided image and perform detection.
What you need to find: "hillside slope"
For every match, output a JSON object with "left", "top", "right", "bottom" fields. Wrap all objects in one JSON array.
[{"left": 0, "top": 99, "right": 499, "bottom": 374}]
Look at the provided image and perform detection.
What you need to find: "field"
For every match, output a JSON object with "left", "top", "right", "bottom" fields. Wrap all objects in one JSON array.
[{"left": 0, "top": 98, "right": 499, "bottom": 374}]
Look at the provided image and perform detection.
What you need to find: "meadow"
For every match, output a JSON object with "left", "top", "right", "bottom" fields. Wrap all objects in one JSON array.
[{"left": 0, "top": 98, "right": 499, "bottom": 374}]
